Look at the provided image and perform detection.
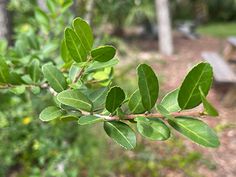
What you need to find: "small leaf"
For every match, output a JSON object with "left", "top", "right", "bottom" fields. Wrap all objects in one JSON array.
[
  {"left": 104, "top": 121, "right": 136, "bottom": 150},
  {"left": 9, "top": 85, "right": 25, "bottom": 95},
  {"left": 137, "top": 64, "right": 159, "bottom": 111},
  {"left": 78, "top": 115, "right": 104, "bottom": 125},
  {"left": 60, "top": 111, "right": 81, "bottom": 122},
  {"left": 42, "top": 63, "right": 68, "bottom": 92},
  {"left": 89, "top": 87, "right": 108, "bottom": 112},
  {"left": 168, "top": 116, "right": 220, "bottom": 148},
  {"left": 105, "top": 86, "right": 125, "bottom": 113},
  {"left": 85, "top": 58, "right": 119, "bottom": 73},
  {"left": 73, "top": 17, "right": 93, "bottom": 52},
  {"left": 64, "top": 28, "right": 87, "bottom": 62},
  {"left": 91, "top": 45, "right": 116, "bottom": 62},
  {"left": 178, "top": 62, "right": 213, "bottom": 110},
  {"left": 128, "top": 89, "right": 145, "bottom": 114},
  {"left": 156, "top": 104, "right": 174, "bottom": 120},
  {"left": 39, "top": 106, "right": 64, "bottom": 122},
  {"left": 61, "top": 39, "right": 72, "bottom": 63},
  {"left": 135, "top": 117, "right": 170, "bottom": 141},
  {"left": 199, "top": 87, "right": 219, "bottom": 116},
  {"left": 9, "top": 72, "right": 25, "bottom": 85},
  {"left": 0, "top": 56, "right": 10, "bottom": 83},
  {"left": 35, "top": 8, "right": 49, "bottom": 29},
  {"left": 57, "top": 89, "right": 93, "bottom": 112},
  {"left": 160, "top": 89, "right": 181, "bottom": 112},
  {"left": 28, "top": 60, "right": 41, "bottom": 83}
]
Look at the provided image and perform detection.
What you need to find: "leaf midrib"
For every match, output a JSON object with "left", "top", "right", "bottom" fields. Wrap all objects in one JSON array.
[
  {"left": 175, "top": 120, "right": 215, "bottom": 147},
  {"left": 182, "top": 65, "right": 209, "bottom": 109},
  {"left": 107, "top": 122, "right": 134, "bottom": 149}
]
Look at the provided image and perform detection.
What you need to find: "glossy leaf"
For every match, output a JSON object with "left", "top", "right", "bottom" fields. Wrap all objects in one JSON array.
[
  {"left": 156, "top": 104, "right": 174, "bottom": 120},
  {"left": 89, "top": 87, "right": 108, "bottom": 112},
  {"left": 78, "top": 115, "right": 104, "bottom": 125},
  {"left": 135, "top": 117, "right": 170, "bottom": 141},
  {"left": 178, "top": 62, "right": 213, "bottom": 110},
  {"left": 128, "top": 89, "right": 145, "bottom": 114},
  {"left": 57, "top": 89, "right": 93, "bottom": 112},
  {"left": 42, "top": 63, "right": 67, "bottom": 92},
  {"left": 91, "top": 45, "right": 116, "bottom": 62},
  {"left": 85, "top": 58, "right": 119, "bottom": 73},
  {"left": 64, "top": 28, "right": 87, "bottom": 62},
  {"left": 199, "top": 87, "right": 219, "bottom": 116},
  {"left": 39, "top": 106, "right": 64, "bottom": 122},
  {"left": 29, "top": 60, "right": 41, "bottom": 83},
  {"left": 104, "top": 121, "right": 136, "bottom": 150},
  {"left": 73, "top": 17, "right": 93, "bottom": 52},
  {"left": 137, "top": 64, "right": 159, "bottom": 111},
  {"left": 0, "top": 56, "right": 10, "bottom": 83},
  {"left": 160, "top": 89, "right": 180, "bottom": 112},
  {"left": 168, "top": 116, "right": 220, "bottom": 148},
  {"left": 61, "top": 39, "right": 72, "bottom": 63},
  {"left": 105, "top": 86, "right": 125, "bottom": 113}
]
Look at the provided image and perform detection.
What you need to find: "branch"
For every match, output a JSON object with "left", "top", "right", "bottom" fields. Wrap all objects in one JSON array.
[
  {"left": 91, "top": 111, "right": 206, "bottom": 121},
  {"left": 73, "top": 67, "right": 85, "bottom": 83},
  {"left": 73, "top": 57, "right": 92, "bottom": 84}
]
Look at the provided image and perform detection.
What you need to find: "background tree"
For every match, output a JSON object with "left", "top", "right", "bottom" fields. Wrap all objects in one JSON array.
[{"left": 155, "top": 0, "right": 173, "bottom": 55}]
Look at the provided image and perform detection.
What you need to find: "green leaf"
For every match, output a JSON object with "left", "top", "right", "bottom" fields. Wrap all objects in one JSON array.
[
  {"left": 39, "top": 106, "right": 64, "bottom": 122},
  {"left": 128, "top": 89, "right": 145, "bottom": 114},
  {"left": 105, "top": 86, "right": 125, "bottom": 113},
  {"left": 199, "top": 87, "right": 219, "bottom": 116},
  {"left": 89, "top": 87, "right": 108, "bottom": 112},
  {"left": 61, "top": 0, "right": 73, "bottom": 12},
  {"left": 0, "top": 56, "right": 10, "bottom": 83},
  {"left": 104, "top": 121, "right": 136, "bottom": 150},
  {"left": 168, "top": 116, "right": 220, "bottom": 148},
  {"left": 73, "top": 17, "right": 93, "bottom": 52},
  {"left": 61, "top": 39, "right": 72, "bottom": 63},
  {"left": 9, "top": 85, "right": 25, "bottom": 95},
  {"left": 91, "top": 45, "right": 116, "bottom": 62},
  {"left": 59, "top": 111, "right": 81, "bottom": 122},
  {"left": 46, "top": 0, "right": 56, "bottom": 13},
  {"left": 85, "top": 58, "right": 119, "bottom": 73},
  {"left": 135, "top": 117, "right": 170, "bottom": 141},
  {"left": 42, "top": 63, "right": 68, "bottom": 92},
  {"left": 156, "top": 104, "right": 174, "bottom": 120},
  {"left": 35, "top": 8, "right": 49, "bottom": 29},
  {"left": 160, "top": 89, "right": 181, "bottom": 112},
  {"left": 178, "top": 62, "right": 213, "bottom": 110},
  {"left": 28, "top": 60, "right": 41, "bottom": 83},
  {"left": 57, "top": 89, "right": 93, "bottom": 112},
  {"left": 64, "top": 28, "right": 87, "bottom": 63},
  {"left": 137, "top": 64, "right": 159, "bottom": 111},
  {"left": 78, "top": 115, "right": 104, "bottom": 125},
  {"left": 9, "top": 72, "right": 25, "bottom": 85}
]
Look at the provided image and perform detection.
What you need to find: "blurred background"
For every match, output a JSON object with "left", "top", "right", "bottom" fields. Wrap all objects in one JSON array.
[{"left": 0, "top": 0, "right": 236, "bottom": 176}]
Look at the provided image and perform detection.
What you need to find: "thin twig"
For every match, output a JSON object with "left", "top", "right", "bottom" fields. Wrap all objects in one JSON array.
[{"left": 84, "top": 111, "right": 206, "bottom": 121}]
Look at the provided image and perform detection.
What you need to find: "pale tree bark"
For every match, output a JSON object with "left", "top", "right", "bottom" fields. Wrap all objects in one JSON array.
[
  {"left": 84, "top": 0, "right": 94, "bottom": 25},
  {"left": 0, "top": 0, "right": 12, "bottom": 43},
  {"left": 155, "top": 0, "right": 173, "bottom": 55}
]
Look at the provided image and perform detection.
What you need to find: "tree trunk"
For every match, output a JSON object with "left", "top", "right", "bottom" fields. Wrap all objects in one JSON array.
[
  {"left": 155, "top": 0, "right": 173, "bottom": 55},
  {"left": 85, "top": 0, "right": 94, "bottom": 25},
  {"left": 0, "top": 0, "right": 12, "bottom": 43}
]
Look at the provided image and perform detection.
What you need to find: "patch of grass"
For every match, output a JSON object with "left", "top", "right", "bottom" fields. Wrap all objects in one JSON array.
[{"left": 198, "top": 23, "right": 236, "bottom": 38}]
